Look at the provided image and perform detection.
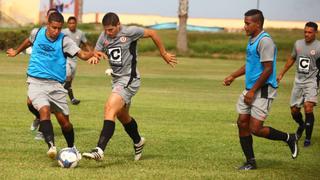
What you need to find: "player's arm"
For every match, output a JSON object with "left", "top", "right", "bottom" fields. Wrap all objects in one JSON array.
[
  {"left": 143, "top": 29, "right": 177, "bottom": 67},
  {"left": 6, "top": 38, "right": 32, "bottom": 57},
  {"left": 277, "top": 56, "right": 295, "bottom": 83},
  {"left": 223, "top": 65, "right": 246, "bottom": 86}
]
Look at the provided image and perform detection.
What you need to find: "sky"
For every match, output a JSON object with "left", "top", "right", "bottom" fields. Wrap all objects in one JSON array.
[{"left": 45, "top": 0, "right": 320, "bottom": 22}]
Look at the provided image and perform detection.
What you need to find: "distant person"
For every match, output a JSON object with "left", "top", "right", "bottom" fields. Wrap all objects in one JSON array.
[
  {"left": 277, "top": 22, "right": 320, "bottom": 147},
  {"left": 6, "top": 12, "right": 97, "bottom": 159},
  {"left": 223, "top": 9, "right": 298, "bottom": 170},
  {"left": 62, "top": 16, "right": 92, "bottom": 105},
  {"left": 82, "top": 12, "right": 177, "bottom": 161}
]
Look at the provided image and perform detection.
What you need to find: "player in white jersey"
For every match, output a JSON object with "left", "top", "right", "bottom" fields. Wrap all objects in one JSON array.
[
  {"left": 277, "top": 22, "right": 320, "bottom": 147},
  {"left": 62, "top": 16, "right": 92, "bottom": 105},
  {"left": 82, "top": 12, "right": 177, "bottom": 161}
]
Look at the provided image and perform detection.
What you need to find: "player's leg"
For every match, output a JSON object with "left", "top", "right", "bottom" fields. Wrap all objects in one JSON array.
[
  {"left": 237, "top": 113, "right": 257, "bottom": 170},
  {"left": 27, "top": 97, "right": 40, "bottom": 131},
  {"left": 291, "top": 106, "right": 304, "bottom": 140},
  {"left": 117, "top": 105, "right": 145, "bottom": 161},
  {"left": 65, "top": 60, "right": 80, "bottom": 105},
  {"left": 82, "top": 93, "right": 124, "bottom": 161},
  {"left": 303, "top": 101, "right": 315, "bottom": 147}
]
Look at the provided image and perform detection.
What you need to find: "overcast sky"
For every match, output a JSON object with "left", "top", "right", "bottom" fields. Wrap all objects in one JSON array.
[{"left": 47, "top": 0, "right": 320, "bottom": 21}]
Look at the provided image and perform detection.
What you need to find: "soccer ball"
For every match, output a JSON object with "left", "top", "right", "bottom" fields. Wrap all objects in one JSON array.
[{"left": 57, "top": 148, "right": 79, "bottom": 168}]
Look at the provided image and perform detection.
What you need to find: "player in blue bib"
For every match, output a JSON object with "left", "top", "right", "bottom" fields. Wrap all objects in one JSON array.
[{"left": 223, "top": 9, "right": 298, "bottom": 170}]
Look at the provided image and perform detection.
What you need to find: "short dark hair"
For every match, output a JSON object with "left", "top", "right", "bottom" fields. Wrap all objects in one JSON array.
[
  {"left": 102, "top": 12, "right": 120, "bottom": 26},
  {"left": 48, "top": 12, "right": 64, "bottom": 23},
  {"left": 305, "top": 21, "right": 318, "bottom": 31},
  {"left": 67, "top": 16, "right": 77, "bottom": 23},
  {"left": 47, "top": 8, "right": 58, "bottom": 16},
  {"left": 245, "top": 9, "right": 264, "bottom": 28}
]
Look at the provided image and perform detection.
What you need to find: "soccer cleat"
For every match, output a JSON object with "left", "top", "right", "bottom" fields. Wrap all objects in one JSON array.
[
  {"left": 296, "top": 125, "right": 305, "bottom": 140},
  {"left": 238, "top": 160, "right": 257, "bottom": 170},
  {"left": 30, "top": 118, "right": 40, "bottom": 131},
  {"left": 287, "top": 133, "right": 298, "bottom": 159},
  {"left": 71, "top": 98, "right": 81, "bottom": 105},
  {"left": 134, "top": 137, "right": 145, "bottom": 161},
  {"left": 82, "top": 147, "right": 104, "bottom": 161},
  {"left": 47, "top": 145, "right": 57, "bottom": 159},
  {"left": 72, "top": 146, "right": 82, "bottom": 161},
  {"left": 304, "top": 139, "right": 311, "bottom": 147},
  {"left": 34, "top": 131, "right": 44, "bottom": 140}
]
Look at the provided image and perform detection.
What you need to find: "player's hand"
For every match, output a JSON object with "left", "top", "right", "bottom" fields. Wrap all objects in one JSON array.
[
  {"left": 244, "top": 90, "right": 255, "bottom": 105},
  {"left": 6, "top": 48, "right": 17, "bottom": 57},
  {"left": 94, "top": 51, "right": 108, "bottom": 60},
  {"left": 161, "top": 52, "right": 177, "bottom": 68},
  {"left": 87, "top": 56, "right": 100, "bottom": 64},
  {"left": 276, "top": 74, "right": 283, "bottom": 84},
  {"left": 223, "top": 75, "right": 234, "bottom": 86}
]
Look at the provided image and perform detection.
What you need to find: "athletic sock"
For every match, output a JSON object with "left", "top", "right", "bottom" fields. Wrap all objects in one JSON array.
[
  {"left": 123, "top": 118, "right": 141, "bottom": 144},
  {"left": 27, "top": 103, "right": 40, "bottom": 119},
  {"left": 266, "top": 127, "right": 288, "bottom": 141},
  {"left": 305, "top": 112, "right": 315, "bottom": 140},
  {"left": 292, "top": 112, "right": 304, "bottom": 126},
  {"left": 239, "top": 135, "right": 255, "bottom": 161},
  {"left": 39, "top": 120, "right": 55, "bottom": 148},
  {"left": 64, "top": 81, "right": 75, "bottom": 100},
  {"left": 97, "top": 120, "right": 115, "bottom": 151},
  {"left": 62, "top": 127, "right": 74, "bottom": 147}
]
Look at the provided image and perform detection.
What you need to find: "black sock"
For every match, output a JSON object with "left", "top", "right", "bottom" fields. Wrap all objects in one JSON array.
[
  {"left": 123, "top": 118, "right": 141, "bottom": 144},
  {"left": 39, "top": 120, "right": 55, "bottom": 148},
  {"left": 27, "top": 104, "right": 40, "bottom": 119},
  {"left": 305, "top": 112, "right": 315, "bottom": 140},
  {"left": 239, "top": 135, "right": 255, "bottom": 162},
  {"left": 62, "top": 127, "right": 74, "bottom": 147},
  {"left": 292, "top": 112, "right": 304, "bottom": 126},
  {"left": 97, "top": 120, "right": 115, "bottom": 151},
  {"left": 266, "top": 127, "right": 288, "bottom": 141},
  {"left": 64, "top": 81, "right": 74, "bottom": 100}
]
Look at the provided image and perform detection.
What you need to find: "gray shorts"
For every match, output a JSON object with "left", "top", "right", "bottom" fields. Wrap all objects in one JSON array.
[
  {"left": 66, "top": 59, "right": 77, "bottom": 79},
  {"left": 111, "top": 77, "right": 140, "bottom": 104},
  {"left": 27, "top": 77, "right": 69, "bottom": 115},
  {"left": 290, "top": 82, "right": 318, "bottom": 107},
  {"left": 236, "top": 85, "right": 277, "bottom": 121}
]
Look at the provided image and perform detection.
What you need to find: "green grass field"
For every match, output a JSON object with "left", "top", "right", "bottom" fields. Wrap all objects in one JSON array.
[{"left": 0, "top": 53, "right": 319, "bottom": 179}]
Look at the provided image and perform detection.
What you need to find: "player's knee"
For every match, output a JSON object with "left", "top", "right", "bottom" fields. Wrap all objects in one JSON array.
[
  {"left": 249, "top": 126, "right": 261, "bottom": 136},
  {"left": 61, "top": 122, "right": 73, "bottom": 131},
  {"left": 237, "top": 120, "right": 248, "bottom": 130}
]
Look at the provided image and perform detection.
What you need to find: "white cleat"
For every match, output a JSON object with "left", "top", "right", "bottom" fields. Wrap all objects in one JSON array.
[
  {"left": 82, "top": 147, "right": 104, "bottom": 161},
  {"left": 134, "top": 137, "right": 146, "bottom": 161},
  {"left": 34, "top": 131, "right": 44, "bottom": 141},
  {"left": 47, "top": 145, "right": 57, "bottom": 159},
  {"left": 30, "top": 118, "right": 40, "bottom": 131}
]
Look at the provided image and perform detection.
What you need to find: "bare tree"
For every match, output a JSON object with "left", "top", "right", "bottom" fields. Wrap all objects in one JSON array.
[{"left": 177, "top": 0, "right": 188, "bottom": 54}]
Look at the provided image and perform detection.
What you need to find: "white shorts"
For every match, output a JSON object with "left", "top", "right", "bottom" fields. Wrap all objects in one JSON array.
[
  {"left": 111, "top": 77, "right": 140, "bottom": 104},
  {"left": 27, "top": 77, "right": 69, "bottom": 115},
  {"left": 236, "top": 85, "right": 276, "bottom": 121},
  {"left": 290, "top": 82, "right": 318, "bottom": 107}
]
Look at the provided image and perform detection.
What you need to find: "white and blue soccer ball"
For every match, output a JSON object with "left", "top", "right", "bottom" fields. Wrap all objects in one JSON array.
[{"left": 57, "top": 148, "right": 79, "bottom": 168}]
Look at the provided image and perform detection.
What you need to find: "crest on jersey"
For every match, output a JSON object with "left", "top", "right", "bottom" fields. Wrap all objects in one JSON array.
[
  {"left": 120, "top": 36, "right": 127, "bottom": 43},
  {"left": 310, "top": 50, "right": 316, "bottom": 55},
  {"left": 104, "top": 40, "right": 109, "bottom": 46}
]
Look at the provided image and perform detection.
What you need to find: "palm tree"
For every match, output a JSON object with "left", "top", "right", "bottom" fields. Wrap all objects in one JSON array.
[{"left": 177, "top": 0, "right": 188, "bottom": 54}]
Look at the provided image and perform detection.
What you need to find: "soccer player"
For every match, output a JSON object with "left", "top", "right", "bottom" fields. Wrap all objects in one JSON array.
[
  {"left": 29, "top": 8, "right": 59, "bottom": 140},
  {"left": 277, "top": 22, "right": 320, "bottom": 147},
  {"left": 82, "top": 12, "right": 177, "bottom": 161},
  {"left": 62, "top": 16, "right": 92, "bottom": 105},
  {"left": 6, "top": 12, "right": 97, "bottom": 159},
  {"left": 223, "top": 9, "right": 298, "bottom": 170}
]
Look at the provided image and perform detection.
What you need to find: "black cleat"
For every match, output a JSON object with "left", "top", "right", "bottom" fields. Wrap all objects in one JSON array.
[
  {"left": 304, "top": 139, "right": 311, "bottom": 147},
  {"left": 71, "top": 98, "right": 81, "bottom": 105},
  {"left": 238, "top": 161, "right": 257, "bottom": 170},
  {"left": 287, "top": 134, "right": 298, "bottom": 159},
  {"left": 296, "top": 125, "right": 305, "bottom": 140}
]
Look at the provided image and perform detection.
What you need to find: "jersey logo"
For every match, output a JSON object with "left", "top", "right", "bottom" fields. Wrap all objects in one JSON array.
[
  {"left": 298, "top": 56, "right": 310, "bottom": 74},
  {"left": 120, "top": 36, "right": 127, "bottom": 43},
  {"left": 108, "top": 47, "right": 122, "bottom": 66},
  {"left": 38, "top": 44, "right": 55, "bottom": 52},
  {"left": 310, "top": 50, "right": 316, "bottom": 55}
]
